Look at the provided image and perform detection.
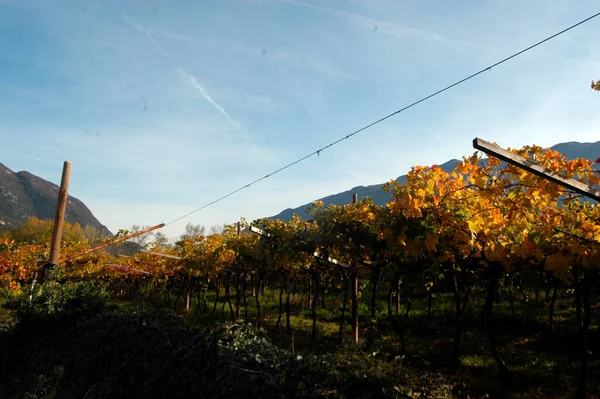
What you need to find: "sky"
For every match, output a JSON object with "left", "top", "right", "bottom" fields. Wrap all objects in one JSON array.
[{"left": 1, "top": 0, "right": 599, "bottom": 241}]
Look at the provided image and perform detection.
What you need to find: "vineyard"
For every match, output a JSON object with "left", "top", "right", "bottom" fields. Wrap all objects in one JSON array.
[{"left": 1, "top": 143, "right": 600, "bottom": 398}]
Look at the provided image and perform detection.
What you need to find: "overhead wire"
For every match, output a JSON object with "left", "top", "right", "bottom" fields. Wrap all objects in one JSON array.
[{"left": 164, "top": 10, "right": 600, "bottom": 227}]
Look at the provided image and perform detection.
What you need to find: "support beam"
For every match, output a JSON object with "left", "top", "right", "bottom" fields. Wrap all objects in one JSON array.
[
  {"left": 58, "top": 223, "right": 165, "bottom": 263},
  {"left": 473, "top": 138, "right": 600, "bottom": 202},
  {"left": 249, "top": 225, "right": 270, "bottom": 237},
  {"left": 313, "top": 252, "right": 352, "bottom": 270},
  {"left": 140, "top": 249, "right": 182, "bottom": 260},
  {"left": 554, "top": 228, "right": 600, "bottom": 246},
  {"left": 361, "top": 260, "right": 384, "bottom": 268},
  {"left": 106, "top": 264, "right": 152, "bottom": 275}
]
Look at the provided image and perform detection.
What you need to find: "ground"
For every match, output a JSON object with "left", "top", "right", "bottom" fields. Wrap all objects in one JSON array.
[{"left": 0, "top": 282, "right": 598, "bottom": 398}]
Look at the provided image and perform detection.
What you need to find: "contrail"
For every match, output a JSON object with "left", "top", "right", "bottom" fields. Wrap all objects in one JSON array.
[
  {"left": 178, "top": 68, "right": 260, "bottom": 153},
  {"left": 120, "top": 15, "right": 259, "bottom": 152},
  {"left": 178, "top": 68, "right": 238, "bottom": 128},
  {"left": 121, "top": 14, "right": 169, "bottom": 56}
]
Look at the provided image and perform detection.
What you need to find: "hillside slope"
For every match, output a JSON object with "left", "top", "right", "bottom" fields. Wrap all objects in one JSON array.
[{"left": 0, "top": 162, "right": 111, "bottom": 236}]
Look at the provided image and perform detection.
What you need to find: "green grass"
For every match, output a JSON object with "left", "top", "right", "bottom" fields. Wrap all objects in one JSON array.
[{"left": 4, "top": 282, "right": 599, "bottom": 398}]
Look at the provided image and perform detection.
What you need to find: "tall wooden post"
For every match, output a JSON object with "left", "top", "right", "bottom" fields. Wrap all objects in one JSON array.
[
  {"left": 48, "top": 161, "right": 72, "bottom": 266},
  {"left": 235, "top": 221, "right": 241, "bottom": 320},
  {"left": 351, "top": 193, "right": 359, "bottom": 344}
]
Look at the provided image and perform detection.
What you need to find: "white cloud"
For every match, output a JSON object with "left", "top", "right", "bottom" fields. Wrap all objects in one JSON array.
[
  {"left": 227, "top": 41, "right": 358, "bottom": 80},
  {"left": 277, "top": 0, "right": 467, "bottom": 45},
  {"left": 157, "top": 29, "right": 197, "bottom": 42},
  {"left": 140, "top": 25, "right": 357, "bottom": 80}
]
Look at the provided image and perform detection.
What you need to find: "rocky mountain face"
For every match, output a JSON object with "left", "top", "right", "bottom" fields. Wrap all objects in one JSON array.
[
  {"left": 271, "top": 140, "right": 600, "bottom": 221},
  {"left": 0, "top": 162, "right": 112, "bottom": 236}
]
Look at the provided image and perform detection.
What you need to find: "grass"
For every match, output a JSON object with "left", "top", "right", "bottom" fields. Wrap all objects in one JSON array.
[
  {"left": 173, "top": 287, "right": 600, "bottom": 398},
  {"left": 2, "top": 282, "right": 599, "bottom": 398}
]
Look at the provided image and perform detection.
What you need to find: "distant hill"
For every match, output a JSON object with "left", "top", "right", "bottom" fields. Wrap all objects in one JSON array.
[
  {"left": 0, "top": 162, "right": 112, "bottom": 236},
  {"left": 271, "top": 141, "right": 600, "bottom": 221}
]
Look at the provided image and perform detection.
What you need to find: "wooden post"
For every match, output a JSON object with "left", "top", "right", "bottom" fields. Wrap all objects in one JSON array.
[
  {"left": 352, "top": 269, "right": 358, "bottom": 344},
  {"left": 351, "top": 193, "right": 359, "bottom": 344},
  {"left": 48, "top": 161, "right": 72, "bottom": 266},
  {"left": 235, "top": 221, "right": 241, "bottom": 320},
  {"left": 309, "top": 273, "right": 313, "bottom": 308}
]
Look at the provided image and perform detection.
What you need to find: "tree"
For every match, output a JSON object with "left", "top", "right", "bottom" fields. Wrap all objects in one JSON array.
[
  {"left": 152, "top": 231, "right": 171, "bottom": 248},
  {"left": 209, "top": 224, "right": 225, "bottom": 235},
  {"left": 179, "top": 223, "right": 206, "bottom": 241},
  {"left": 4, "top": 217, "right": 89, "bottom": 244},
  {"left": 82, "top": 225, "right": 103, "bottom": 240},
  {"left": 127, "top": 225, "right": 152, "bottom": 248}
]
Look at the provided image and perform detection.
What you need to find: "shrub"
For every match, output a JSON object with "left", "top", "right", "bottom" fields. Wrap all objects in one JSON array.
[{"left": 8, "top": 280, "right": 110, "bottom": 326}]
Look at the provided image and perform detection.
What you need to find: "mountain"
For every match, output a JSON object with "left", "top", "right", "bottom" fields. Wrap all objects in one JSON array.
[
  {"left": 271, "top": 140, "right": 600, "bottom": 221},
  {"left": 0, "top": 162, "right": 112, "bottom": 236},
  {"left": 271, "top": 159, "right": 462, "bottom": 221}
]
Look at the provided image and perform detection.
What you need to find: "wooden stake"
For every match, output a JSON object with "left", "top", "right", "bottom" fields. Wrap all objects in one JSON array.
[
  {"left": 351, "top": 192, "right": 359, "bottom": 344},
  {"left": 48, "top": 161, "right": 72, "bottom": 265},
  {"left": 236, "top": 221, "right": 241, "bottom": 320},
  {"left": 352, "top": 269, "right": 358, "bottom": 344}
]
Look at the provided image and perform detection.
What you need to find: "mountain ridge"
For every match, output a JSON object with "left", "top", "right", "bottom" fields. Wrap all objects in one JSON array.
[
  {"left": 0, "top": 162, "right": 112, "bottom": 236},
  {"left": 271, "top": 140, "right": 600, "bottom": 221}
]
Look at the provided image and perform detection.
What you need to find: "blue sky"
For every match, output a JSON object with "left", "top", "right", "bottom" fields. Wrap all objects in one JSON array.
[{"left": 1, "top": 0, "right": 599, "bottom": 240}]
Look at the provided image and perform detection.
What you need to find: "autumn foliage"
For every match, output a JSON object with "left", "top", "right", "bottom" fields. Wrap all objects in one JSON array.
[{"left": 1, "top": 143, "right": 599, "bottom": 298}]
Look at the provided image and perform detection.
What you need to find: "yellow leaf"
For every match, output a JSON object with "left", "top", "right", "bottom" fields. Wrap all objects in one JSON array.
[
  {"left": 397, "top": 234, "right": 407, "bottom": 246},
  {"left": 425, "top": 236, "right": 438, "bottom": 252}
]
